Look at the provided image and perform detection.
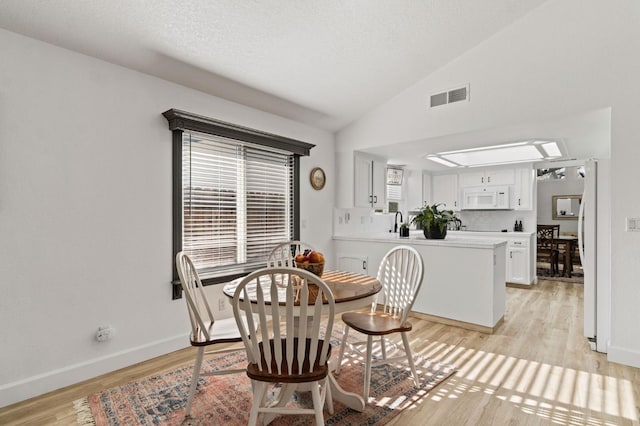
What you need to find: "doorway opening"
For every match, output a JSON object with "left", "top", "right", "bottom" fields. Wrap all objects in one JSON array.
[{"left": 535, "top": 165, "right": 585, "bottom": 284}]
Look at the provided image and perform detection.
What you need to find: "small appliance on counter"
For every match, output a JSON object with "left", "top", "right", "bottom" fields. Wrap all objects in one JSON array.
[{"left": 447, "top": 217, "right": 463, "bottom": 231}]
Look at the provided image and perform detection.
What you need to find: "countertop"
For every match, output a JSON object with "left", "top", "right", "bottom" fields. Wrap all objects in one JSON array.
[
  {"left": 333, "top": 232, "right": 507, "bottom": 249},
  {"left": 448, "top": 230, "right": 535, "bottom": 237}
]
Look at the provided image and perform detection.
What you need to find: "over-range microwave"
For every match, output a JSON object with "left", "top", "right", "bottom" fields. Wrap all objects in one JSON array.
[{"left": 462, "top": 185, "right": 511, "bottom": 210}]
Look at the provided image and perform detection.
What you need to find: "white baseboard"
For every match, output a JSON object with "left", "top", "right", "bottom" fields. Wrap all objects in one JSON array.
[
  {"left": 0, "top": 334, "right": 186, "bottom": 408},
  {"left": 607, "top": 344, "right": 640, "bottom": 369}
]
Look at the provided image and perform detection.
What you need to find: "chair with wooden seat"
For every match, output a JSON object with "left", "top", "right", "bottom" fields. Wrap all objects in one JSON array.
[
  {"left": 231, "top": 267, "right": 335, "bottom": 426},
  {"left": 175, "top": 251, "right": 245, "bottom": 418},
  {"left": 267, "top": 240, "right": 314, "bottom": 268},
  {"left": 335, "top": 245, "right": 424, "bottom": 401},
  {"left": 537, "top": 224, "right": 560, "bottom": 275}
]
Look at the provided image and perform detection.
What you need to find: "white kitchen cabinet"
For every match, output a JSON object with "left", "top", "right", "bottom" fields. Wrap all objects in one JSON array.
[
  {"left": 507, "top": 239, "right": 529, "bottom": 284},
  {"left": 448, "top": 231, "right": 535, "bottom": 286},
  {"left": 512, "top": 167, "right": 533, "bottom": 210},
  {"left": 460, "top": 168, "right": 515, "bottom": 188},
  {"left": 337, "top": 254, "right": 369, "bottom": 274},
  {"left": 459, "top": 171, "right": 485, "bottom": 187},
  {"left": 354, "top": 154, "right": 386, "bottom": 208},
  {"left": 431, "top": 173, "right": 460, "bottom": 211},
  {"left": 372, "top": 160, "right": 386, "bottom": 208}
]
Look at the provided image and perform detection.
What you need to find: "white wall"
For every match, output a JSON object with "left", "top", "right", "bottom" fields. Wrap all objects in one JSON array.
[
  {"left": 537, "top": 166, "right": 585, "bottom": 234},
  {"left": 336, "top": 0, "right": 640, "bottom": 368},
  {"left": 0, "top": 28, "right": 334, "bottom": 406}
]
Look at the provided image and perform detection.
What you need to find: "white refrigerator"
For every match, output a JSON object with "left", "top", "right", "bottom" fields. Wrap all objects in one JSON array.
[{"left": 580, "top": 159, "right": 598, "bottom": 350}]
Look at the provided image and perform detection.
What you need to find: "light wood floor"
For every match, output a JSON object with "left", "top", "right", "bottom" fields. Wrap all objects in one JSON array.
[{"left": 1, "top": 279, "right": 639, "bottom": 425}]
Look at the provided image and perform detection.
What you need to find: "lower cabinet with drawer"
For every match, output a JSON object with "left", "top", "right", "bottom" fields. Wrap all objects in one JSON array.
[
  {"left": 448, "top": 231, "right": 535, "bottom": 286},
  {"left": 506, "top": 238, "right": 531, "bottom": 285}
]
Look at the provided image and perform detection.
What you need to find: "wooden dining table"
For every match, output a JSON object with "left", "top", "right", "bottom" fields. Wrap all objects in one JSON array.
[
  {"left": 223, "top": 269, "right": 382, "bottom": 413},
  {"left": 556, "top": 235, "right": 579, "bottom": 277}
]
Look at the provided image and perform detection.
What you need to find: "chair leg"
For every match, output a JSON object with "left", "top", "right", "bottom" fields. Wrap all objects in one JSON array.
[
  {"left": 335, "top": 325, "right": 350, "bottom": 374},
  {"left": 401, "top": 332, "right": 419, "bottom": 387},
  {"left": 311, "top": 381, "right": 325, "bottom": 426},
  {"left": 380, "top": 336, "right": 387, "bottom": 360},
  {"left": 249, "top": 381, "right": 267, "bottom": 426},
  {"left": 364, "top": 335, "right": 373, "bottom": 401},
  {"left": 185, "top": 346, "right": 205, "bottom": 417},
  {"left": 324, "top": 376, "right": 334, "bottom": 414}
]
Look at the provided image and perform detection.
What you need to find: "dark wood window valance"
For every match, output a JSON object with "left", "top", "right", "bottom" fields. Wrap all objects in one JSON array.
[{"left": 162, "top": 109, "right": 315, "bottom": 156}]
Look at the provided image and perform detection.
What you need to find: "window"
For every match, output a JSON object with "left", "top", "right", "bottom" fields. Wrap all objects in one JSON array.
[
  {"left": 386, "top": 167, "right": 403, "bottom": 201},
  {"left": 163, "top": 109, "right": 314, "bottom": 298}
]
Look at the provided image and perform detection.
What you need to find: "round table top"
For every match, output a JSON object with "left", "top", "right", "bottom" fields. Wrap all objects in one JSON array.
[{"left": 222, "top": 269, "right": 382, "bottom": 309}]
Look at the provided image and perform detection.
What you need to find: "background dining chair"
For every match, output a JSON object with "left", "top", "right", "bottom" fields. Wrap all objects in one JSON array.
[
  {"left": 175, "top": 251, "right": 245, "bottom": 418},
  {"left": 335, "top": 245, "right": 424, "bottom": 401},
  {"left": 267, "top": 240, "right": 314, "bottom": 268},
  {"left": 536, "top": 224, "right": 560, "bottom": 275},
  {"left": 231, "top": 267, "right": 335, "bottom": 426}
]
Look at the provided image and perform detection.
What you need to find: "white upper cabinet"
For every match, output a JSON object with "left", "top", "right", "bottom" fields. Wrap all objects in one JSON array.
[
  {"left": 429, "top": 166, "right": 533, "bottom": 211},
  {"left": 354, "top": 154, "right": 373, "bottom": 207},
  {"left": 431, "top": 173, "right": 460, "bottom": 211},
  {"left": 460, "top": 168, "right": 515, "bottom": 188},
  {"left": 371, "top": 160, "right": 386, "bottom": 209},
  {"left": 354, "top": 153, "right": 386, "bottom": 208},
  {"left": 512, "top": 167, "right": 534, "bottom": 210}
]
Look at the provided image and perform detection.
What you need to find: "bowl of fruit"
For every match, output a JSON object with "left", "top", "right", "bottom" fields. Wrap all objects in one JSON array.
[{"left": 294, "top": 249, "right": 325, "bottom": 277}]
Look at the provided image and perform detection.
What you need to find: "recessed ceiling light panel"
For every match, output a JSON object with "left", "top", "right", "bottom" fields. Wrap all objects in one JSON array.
[
  {"left": 425, "top": 140, "right": 565, "bottom": 168},
  {"left": 425, "top": 155, "right": 458, "bottom": 167},
  {"left": 442, "top": 145, "right": 543, "bottom": 166}
]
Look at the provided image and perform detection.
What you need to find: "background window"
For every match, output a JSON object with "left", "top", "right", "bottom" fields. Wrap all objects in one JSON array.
[
  {"left": 182, "top": 131, "right": 294, "bottom": 277},
  {"left": 386, "top": 167, "right": 403, "bottom": 201},
  {"left": 163, "top": 109, "right": 314, "bottom": 298}
]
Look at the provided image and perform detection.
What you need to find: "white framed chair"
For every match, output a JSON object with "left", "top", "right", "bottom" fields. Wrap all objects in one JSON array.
[
  {"left": 231, "top": 267, "right": 335, "bottom": 426},
  {"left": 335, "top": 245, "right": 424, "bottom": 401},
  {"left": 175, "top": 251, "right": 245, "bottom": 419},
  {"left": 267, "top": 240, "right": 314, "bottom": 268}
]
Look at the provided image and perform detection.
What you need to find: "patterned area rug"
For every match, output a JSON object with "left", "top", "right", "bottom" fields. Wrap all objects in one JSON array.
[
  {"left": 537, "top": 262, "right": 584, "bottom": 283},
  {"left": 74, "top": 333, "right": 455, "bottom": 425}
]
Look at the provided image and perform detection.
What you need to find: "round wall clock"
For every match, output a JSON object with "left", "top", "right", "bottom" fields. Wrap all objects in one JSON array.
[{"left": 310, "top": 167, "right": 326, "bottom": 190}]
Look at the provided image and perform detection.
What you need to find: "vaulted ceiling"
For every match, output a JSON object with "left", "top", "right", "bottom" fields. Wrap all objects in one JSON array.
[{"left": 0, "top": 0, "right": 549, "bottom": 131}]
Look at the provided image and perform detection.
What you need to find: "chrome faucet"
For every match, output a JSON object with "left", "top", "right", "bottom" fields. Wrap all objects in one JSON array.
[{"left": 393, "top": 211, "right": 403, "bottom": 233}]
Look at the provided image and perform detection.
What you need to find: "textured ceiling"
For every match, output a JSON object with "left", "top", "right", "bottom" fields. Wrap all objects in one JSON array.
[{"left": 0, "top": 0, "right": 549, "bottom": 131}]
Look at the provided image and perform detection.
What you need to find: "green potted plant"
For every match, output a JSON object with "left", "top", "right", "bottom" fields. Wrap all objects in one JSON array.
[{"left": 410, "top": 203, "right": 455, "bottom": 239}]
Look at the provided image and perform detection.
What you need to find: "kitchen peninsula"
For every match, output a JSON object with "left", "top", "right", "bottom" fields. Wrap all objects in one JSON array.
[{"left": 333, "top": 233, "right": 507, "bottom": 333}]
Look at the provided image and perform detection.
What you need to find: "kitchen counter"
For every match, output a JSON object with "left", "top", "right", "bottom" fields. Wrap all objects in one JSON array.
[
  {"left": 334, "top": 232, "right": 508, "bottom": 249},
  {"left": 333, "top": 232, "right": 506, "bottom": 332},
  {"left": 448, "top": 230, "right": 535, "bottom": 237}
]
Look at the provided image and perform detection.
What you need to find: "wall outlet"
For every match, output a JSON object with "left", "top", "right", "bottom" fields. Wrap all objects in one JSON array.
[
  {"left": 96, "top": 325, "right": 115, "bottom": 342},
  {"left": 626, "top": 217, "right": 640, "bottom": 231},
  {"left": 218, "top": 298, "right": 226, "bottom": 311}
]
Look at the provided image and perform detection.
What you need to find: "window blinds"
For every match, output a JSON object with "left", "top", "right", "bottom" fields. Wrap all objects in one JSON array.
[{"left": 182, "top": 131, "right": 294, "bottom": 276}]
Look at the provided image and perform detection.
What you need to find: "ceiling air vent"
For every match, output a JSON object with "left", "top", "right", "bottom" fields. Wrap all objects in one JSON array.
[{"left": 430, "top": 84, "right": 470, "bottom": 108}]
